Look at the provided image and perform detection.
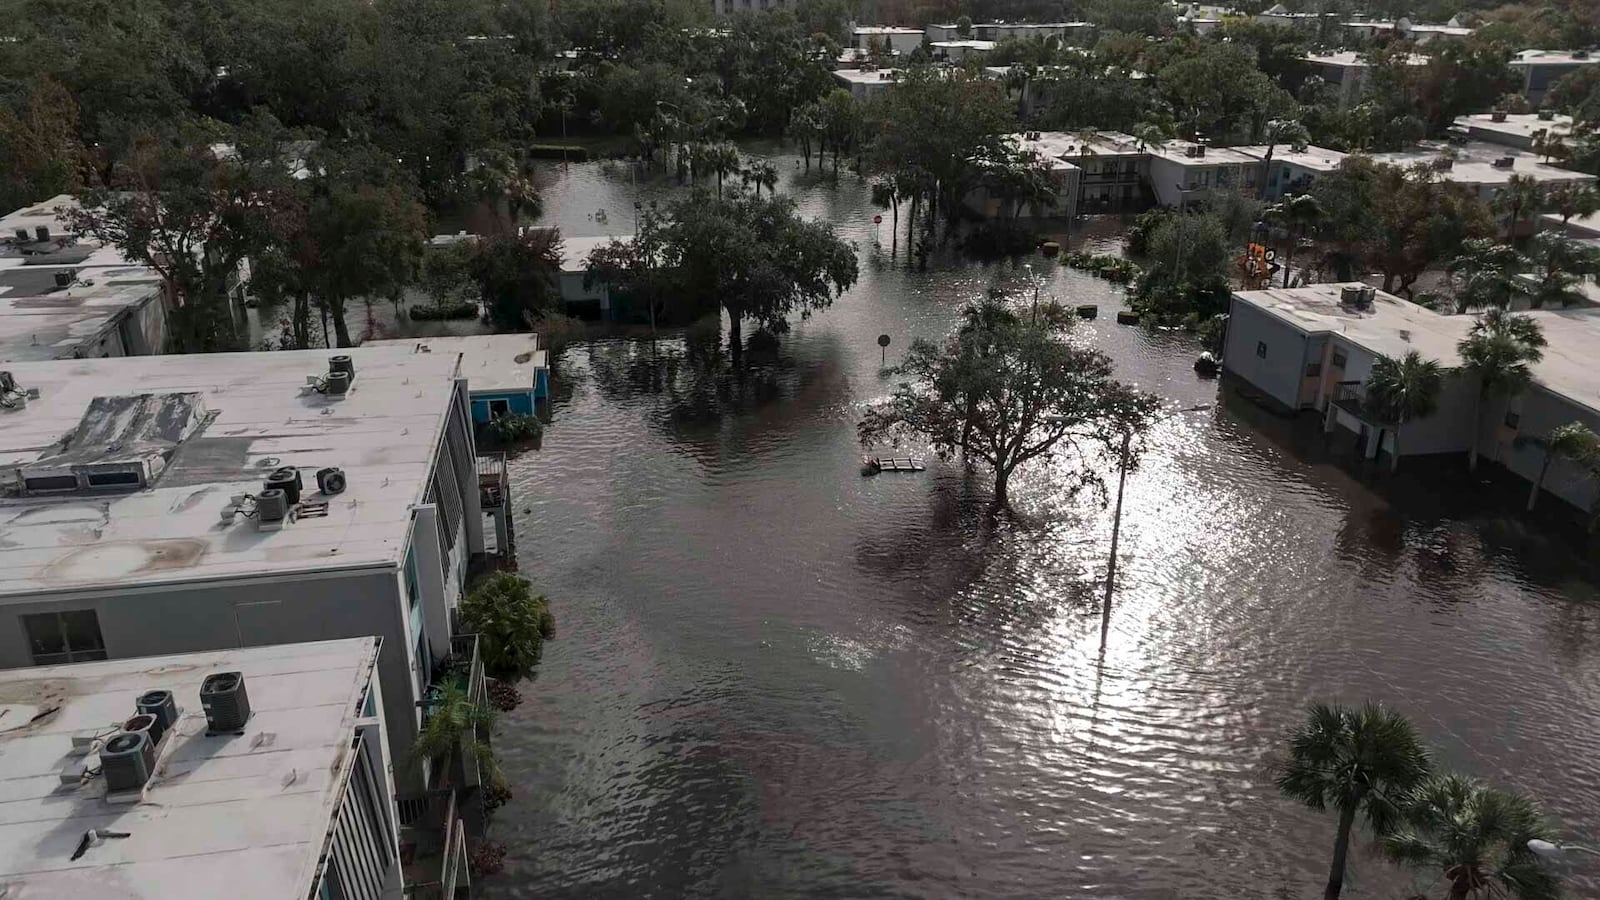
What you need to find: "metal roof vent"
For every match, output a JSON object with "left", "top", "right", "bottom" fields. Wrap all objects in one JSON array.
[
  {"left": 100, "top": 731, "right": 155, "bottom": 793},
  {"left": 200, "top": 672, "right": 251, "bottom": 733}
]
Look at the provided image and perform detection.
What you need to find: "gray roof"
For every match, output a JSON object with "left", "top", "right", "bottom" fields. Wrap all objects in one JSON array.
[{"left": 0, "top": 638, "right": 381, "bottom": 900}]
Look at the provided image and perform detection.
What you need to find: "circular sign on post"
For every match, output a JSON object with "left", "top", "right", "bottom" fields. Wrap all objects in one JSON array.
[
  {"left": 877, "top": 334, "right": 891, "bottom": 366},
  {"left": 1263, "top": 248, "right": 1278, "bottom": 262},
  {"left": 873, "top": 215, "right": 883, "bottom": 225}
]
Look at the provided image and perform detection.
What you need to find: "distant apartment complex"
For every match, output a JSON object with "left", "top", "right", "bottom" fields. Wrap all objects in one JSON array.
[
  {"left": 1510, "top": 49, "right": 1599, "bottom": 105},
  {"left": 0, "top": 345, "right": 507, "bottom": 801},
  {"left": 0, "top": 197, "right": 169, "bottom": 365},
  {"left": 0, "top": 638, "right": 470, "bottom": 900},
  {"left": 1223, "top": 284, "right": 1600, "bottom": 513},
  {"left": 1301, "top": 51, "right": 1428, "bottom": 109},
  {"left": 1340, "top": 16, "right": 1474, "bottom": 44}
]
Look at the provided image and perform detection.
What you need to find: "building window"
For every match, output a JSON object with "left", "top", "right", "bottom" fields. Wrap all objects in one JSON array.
[
  {"left": 1305, "top": 362, "right": 1322, "bottom": 377},
  {"left": 1256, "top": 341, "right": 1267, "bottom": 359},
  {"left": 487, "top": 398, "right": 510, "bottom": 420},
  {"left": 1331, "top": 349, "right": 1348, "bottom": 369},
  {"left": 1504, "top": 411, "right": 1521, "bottom": 429},
  {"left": 22, "top": 610, "right": 107, "bottom": 665}
]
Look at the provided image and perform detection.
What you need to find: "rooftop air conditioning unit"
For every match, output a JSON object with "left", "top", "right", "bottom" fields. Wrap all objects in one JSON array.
[
  {"left": 1491, "top": 109, "right": 1508, "bottom": 122},
  {"left": 200, "top": 672, "right": 251, "bottom": 733},
  {"left": 53, "top": 271, "right": 73, "bottom": 288},
  {"left": 122, "top": 713, "right": 162, "bottom": 752},
  {"left": 136, "top": 690, "right": 177, "bottom": 744},
  {"left": 264, "top": 467, "right": 302, "bottom": 505},
  {"left": 1196, "top": 145, "right": 1206, "bottom": 157},
  {"left": 1360, "top": 286, "right": 1376, "bottom": 308},
  {"left": 1340, "top": 285, "right": 1364, "bottom": 306},
  {"left": 329, "top": 354, "right": 355, "bottom": 383},
  {"left": 1574, "top": 50, "right": 1590, "bottom": 60},
  {"left": 100, "top": 731, "right": 155, "bottom": 793},
  {"left": 255, "top": 488, "right": 288, "bottom": 532},
  {"left": 35, "top": 226, "right": 49, "bottom": 242},
  {"left": 13, "top": 228, "right": 27, "bottom": 242},
  {"left": 316, "top": 466, "right": 347, "bottom": 496},
  {"left": 1537, "top": 108, "right": 1555, "bottom": 121},
  {"left": 1493, "top": 156, "right": 1515, "bottom": 168}
]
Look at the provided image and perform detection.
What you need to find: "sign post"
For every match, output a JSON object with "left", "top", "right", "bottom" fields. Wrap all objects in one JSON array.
[{"left": 877, "top": 334, "right": 891, "bottom": 366}]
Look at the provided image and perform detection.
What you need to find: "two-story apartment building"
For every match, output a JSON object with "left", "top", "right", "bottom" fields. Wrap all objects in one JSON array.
[
  {"left": 1223, "top": 284, "right": 1600, "bottom": 513},
  {"left": 0, "top": 638, "right": 474, "bottom": 900},
  {"left": 1301, "top": 51, "right": 1428, "bottom": 109},
  {"left": 0, "top": 346, "right": 496, "bottom": 794}
]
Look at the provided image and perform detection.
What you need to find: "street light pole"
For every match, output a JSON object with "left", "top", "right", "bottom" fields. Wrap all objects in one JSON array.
[
  {"left": 1102, "top": 427, "right": 1133, "bottom": 638},
  {"left": 1529, "top": 839, "right": 1600, "bottom": 859},
  {"left": 1102, "top": 404, "right": 1211, "bottom": 633}
]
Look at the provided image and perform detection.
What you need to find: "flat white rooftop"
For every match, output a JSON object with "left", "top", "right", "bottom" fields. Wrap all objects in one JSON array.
[
  {"left": 930, "top": 39, "right": 997, "bottom": 49},
  {"left": 0, "top": 638, "right": 380, "bottom": 900},
  {"left": 833, "top": 67, "right": 902, "bottom": 85},
  {"left": 1005, "top": 133, "right": 1085, "bottom": 171},
  {"left": 0, "top": 346, "right": 462, "bottom": 597},
  {"left": 1512, "top": 50, "right": 1600, "bottom": 67},
  {"left": 1544, "top": 210, "right": 1600, "bottom": 239},
  {"left": 0, "top": 197, "right": 166, "bottom": 364},
  {"left": 1456, "top": 112, "right": 1575, "bottom": 142},
  {"left": 1303, "top": 50, "right": 1427, "bottom": 68},
  {"left": 1234, "top": 144, "right": 1348, "bottom": 172},
  {"left": 370, "top": 333, "right": 546, "bottom": 395},
  {"left": 852, "top": 26, "right": 923, "bottom": 34},
  {"left": 558, "top": 232, "right": 633, "bottom": 273},
  {"left": 1235, "top": 284, "right": 1600, "bottom": 414},
  {"left": 1369, "top": 140, "right": 1596, "bottom": 189},
  {"left": 1146, "top": 142, "right": 1258, "bottom": 166}
]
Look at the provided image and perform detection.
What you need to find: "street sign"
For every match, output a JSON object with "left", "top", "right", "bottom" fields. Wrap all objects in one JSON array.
[{"left": 877, "top": 334, "right": 891, "bottom": 365}]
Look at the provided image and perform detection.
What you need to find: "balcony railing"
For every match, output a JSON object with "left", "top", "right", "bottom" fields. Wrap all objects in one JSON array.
[
  {"left": 476, "top": 452, "right": 507, "bottom": 510},
  {"left": 402, "top": 784, "right": 470, "bottom": 899},
  {"left": 1332, "top": 381, "right": 1369, "bottom": 419}
]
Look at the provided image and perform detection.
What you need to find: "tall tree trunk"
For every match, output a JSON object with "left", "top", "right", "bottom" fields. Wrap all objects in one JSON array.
[
  {"left": 1468, "top": 387, "right": 1484, "bottom": 471},
  {"left": 1529, "top": 452, "right": 1553, "bottom": 511},
  {"left": 293, "top": 292, "right": 312, "bottom": 349},
  {"left": 727, "top": 307, "right": 743, "bottom": 369},
  {"left": 1324, "top": 804, "right": 1358, "bottom": 900},
  {"left": 1258, "top": 146, "right": 1274, "bottom": 201},
  {"left": 716, "top": 171, "right": 723, "bottom": 199},
  {"left": 1390, "top": 422, "right": 1403, "bottom": 473},
  {"left": 1382, "top": 271, "right": 1396, "bottom": 293},
  {"left": 330, "top": 296, "right": 353, "bottom": 348},
  {"left": 1283, "top": 234, "right": 1295, "bottom": 287},
  {"left": 993, "top": 466, "right": 1009, "bottom": 507}
]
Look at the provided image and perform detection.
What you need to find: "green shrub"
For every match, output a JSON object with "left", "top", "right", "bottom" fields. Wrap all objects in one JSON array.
[
  {"left": 409, "top": 300, "right": 479, "bottom": 321},
  {"left": 487, "top": 412, "right": 543, "bottom": 444},
  {"left": 459, "top": 573, "right": 554, "bottom": 680}
]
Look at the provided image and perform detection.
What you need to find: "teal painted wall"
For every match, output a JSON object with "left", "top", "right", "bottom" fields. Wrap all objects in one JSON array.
[{"left": 471, "top": 391, "right": 535, "bottom": 422}]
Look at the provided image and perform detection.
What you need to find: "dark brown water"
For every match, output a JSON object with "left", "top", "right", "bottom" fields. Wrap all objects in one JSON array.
[{"left": 487, "top": 156, "right": 1600, "bottom": 899}]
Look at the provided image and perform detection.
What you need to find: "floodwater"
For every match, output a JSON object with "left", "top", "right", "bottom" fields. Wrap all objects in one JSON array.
[{"left": 486, "top": 155, "right": 1600, "bottom": 899}]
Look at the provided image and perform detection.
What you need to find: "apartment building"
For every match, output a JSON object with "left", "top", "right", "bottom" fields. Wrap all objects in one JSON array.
[
  {"left": 0, "top": 197, "right": 169, "bottom": 365},
  {"left": 0, "top": 638, "right": 476, "bottom": 900},
  {"left": 1223, "top": 284, "right": 1600, "bottom": 512},
  {"left": 1510, "top": 50, "right": 1599, "bottom": 105},
  {"left": 852, "top": 26, "right": 924, "bottom": 56},
  {"left": 0, "top": 346, "right": 497, "bottom": 793},
  {"left": 1301, "top": 51, "right": 1427, "bottom": 109}
]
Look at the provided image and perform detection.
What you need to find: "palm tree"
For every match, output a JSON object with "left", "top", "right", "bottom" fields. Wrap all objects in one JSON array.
[
  {"left": 1365, "top": 351, "right": 1445, "bottom": 472},
  {"left": 702, "top": 142, "right": 742, "bottom": 199},
  {"left": 1457, "top": 310, "right": 1546, "bottom": 472},
  {"left": 1449, "top": 238, "right": 1530, "bottom": 313},
  {"left": 1526, "top": 231, "right": 1600, "bottom": 309},
  {"left": 1543, "top": 181, "right": 1599, "bottom": 228},
  {"left": 1265, "top": 194, "right": 1325, "bottom": 288},
  {"left": 742, "top": 160, "right": 779, "bottom": 198},
  {"left": 1492, "top": 173, "right": 1543, "bottom": 237},
  {"left": 1379, "top": 774, "right": 1560, "bottom": 900},
  {"left": 1257, "top": 117, "right": 1312, "bottom": 200},
  {"left": 1276, "top": 702, "right": 1433, "bottom": 900},
  {"left": 413, "top": 682, "right": 499, "bottom": 779},
  {"left": 1525, "top": 421, "right": 1600, "bottom": 511},
  {"left": 1532, "top": 130, "right": 1571, "bottom": 165}
]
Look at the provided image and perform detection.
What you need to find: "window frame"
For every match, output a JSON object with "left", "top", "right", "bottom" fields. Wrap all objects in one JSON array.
[{"left": 22, "top": 610, "right": 107, "bottom": 665}]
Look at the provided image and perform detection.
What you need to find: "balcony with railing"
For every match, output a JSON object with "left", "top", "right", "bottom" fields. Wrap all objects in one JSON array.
[
  {"left": 401, "top": 780, "right": 472, "bottom": 900},
  {"left": 1331, "top": 380, "right": 1369, "bottom": 419},
  {"left": 476, "top": 452, "right": 507, "bottom": 510},
  {"left": 475, "top": 452, "right": 514, "bottom": 561}
]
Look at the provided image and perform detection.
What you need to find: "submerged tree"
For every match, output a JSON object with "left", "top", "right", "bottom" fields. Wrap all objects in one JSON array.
[
  {"left": 1525, "top": 421, "right": 1600, "bottom": 514},
  {"left": 1379, "top": 774, "right": 1560, "bottom": 900},
  {"left": 1276, "top": 702, "right": 1433, "bottom": 900},
  {"left": 1457, "top": 310, "right": 1546, "bottom": 472},
  {"left": 858, "top": 300, "right": 1159, "bottom": 506},
  {"left": 1450, "top": 238, "right": 1530, "bottom": 313},
  {"left": 1365, "top": 351, "right": 1445, "bottom": 472},
  {"left": 459, "top": 572, "right": 556, "bottom": 680}
]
